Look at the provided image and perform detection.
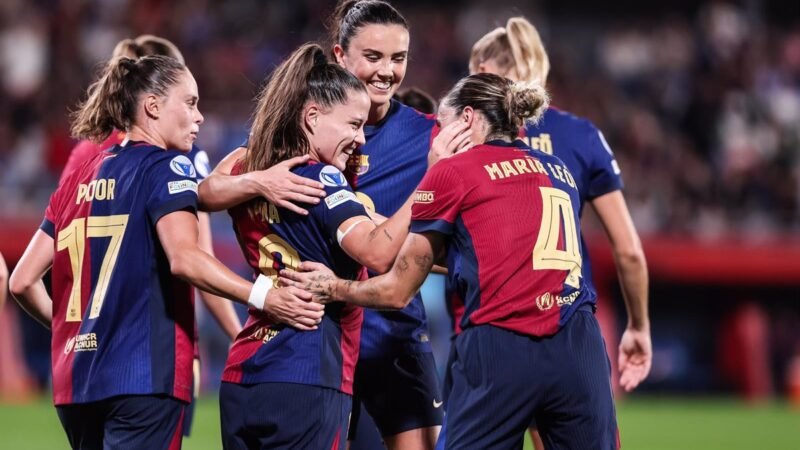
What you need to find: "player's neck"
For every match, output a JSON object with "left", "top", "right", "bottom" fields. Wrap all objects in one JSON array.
[
  {"left": 367, "top": 102, "right": 390, "bottom": 125},
  {"left": 126, "top": 125, "right": 167, "bottom": 150}
]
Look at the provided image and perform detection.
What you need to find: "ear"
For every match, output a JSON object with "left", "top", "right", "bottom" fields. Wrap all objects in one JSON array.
[
  {"left": 143, "top": 94, "right": 161, "bottom": 119},
  {"left": 461, "top": 106, "right": 475, "bottom": 127},
  {"left": 333, "top": 45, "right": 346, "bottom": 67},
  {"left": 303, "top": 103, "right": 321, "bottom": 134}
]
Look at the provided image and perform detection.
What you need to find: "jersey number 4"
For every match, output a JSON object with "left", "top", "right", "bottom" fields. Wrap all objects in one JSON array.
[
  {"left": 57, "top": 215, "right": 129, "bottom": 322},
  {"left": 533, "top": 187, "right": 582, "bottom": 288}
]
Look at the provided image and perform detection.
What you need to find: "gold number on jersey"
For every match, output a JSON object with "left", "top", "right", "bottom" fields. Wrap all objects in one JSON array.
[
  {"left": 56, "top": 214, "right": 129, "bottom": 322},
  {"left": 258, "top": 234, "right": 301, "bottom": 287},
  {"left": 57, "top": 218, "right": 86, "bottom": 322},
  {"left": 532, "top": 187, "right": 582, "bottom": 288}
]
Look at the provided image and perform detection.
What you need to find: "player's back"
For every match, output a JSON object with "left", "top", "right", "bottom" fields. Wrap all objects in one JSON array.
[
  {"left": 45, "top": 141, "right": 199, "bottom": 405},
  {"left": 223, "top": 162, "right": 364, "bottom": 394},
  {"left": 416, "top": 140, "right": 595, "bottom": 337},
  {"left": 521, "top": 107, "right": 623, "bottom": 216}
]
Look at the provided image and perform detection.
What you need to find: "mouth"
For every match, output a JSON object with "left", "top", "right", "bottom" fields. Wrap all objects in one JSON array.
[
  {"left": 190, "top": 131, "right": 198, "bottom": 141},
  {"left": 368, "top": 80, "right": 392, "bottom": 93}
]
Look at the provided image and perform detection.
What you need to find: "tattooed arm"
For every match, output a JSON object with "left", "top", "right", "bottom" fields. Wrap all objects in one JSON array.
[
  {"left": 282, "top": 232, "right": 443, "bottom": 310},
  {"left": 335, "top": 194, "right": 415, "bottom": 273}
]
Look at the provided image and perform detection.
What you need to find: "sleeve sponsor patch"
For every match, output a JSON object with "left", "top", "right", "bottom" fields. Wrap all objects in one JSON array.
[
  {"left": 325, "top": 189, "right": 358, "bottom": 209},
  {"left": 193, "top": 150, "right": 210, "bottom": 178},
  {"left": 319, "top": 165, "right": 348, "bottom": 187},
  {"left": 170, "top": 155, "right": 197, "bottom": 178},
  {"left": 168, "top": 180, "right": 198, "bottom": 195},
  {"left": 414, "top": 190, "right": 435, "bottom": 203}
]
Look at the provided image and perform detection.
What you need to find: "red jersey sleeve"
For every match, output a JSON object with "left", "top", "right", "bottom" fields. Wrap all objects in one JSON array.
[{"left": 410, "top": 161, "right": 465, "bottom": 235}]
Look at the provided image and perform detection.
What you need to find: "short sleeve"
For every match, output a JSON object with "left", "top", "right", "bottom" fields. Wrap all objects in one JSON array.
[
  {"left": 308, "top": 165, "right": 370, "bottom": 243},
  {"left": 41, "top": 198, "right": 57, "bottom": 237},
  {"left": 583, "top": 124, "right": 624, "bottom": 200},
  {"left": 410, "top": 161, "right": 465, "bottom": 235},
  {"left": 145, "top": 152, "right": 199, "bottom": 224}
]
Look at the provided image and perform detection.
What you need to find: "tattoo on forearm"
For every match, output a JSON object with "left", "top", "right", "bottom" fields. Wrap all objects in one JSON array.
[
  {"left": 383, "top": 229, "right": 393, "bottom": 241},
  {"left": 397, "top": 256, "right": 409, "bottom": 272},
  {"left": 414, "top": 254, "right": 433, "bottom": 272}
]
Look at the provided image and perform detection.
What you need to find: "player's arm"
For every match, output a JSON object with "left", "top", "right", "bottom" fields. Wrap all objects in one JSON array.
[
  {"left": 198, "top": 147, "right": 326, "bottom": 214},
  {"left": 156, "top": 210, "right": 324, "bottom": 331},
  {"left": 337, "top": 194, "right": 414, "bottom": 273},
  {"left": 282, "top": 232, "right": 444, "bottom": 310},
  {"left": 8, "top": 231, "right": 54, "bottom": 329},
  {"left": 591, "top": 190, "right": 651, "bottom": 391},
  {"left": 195, "top": 211, "right": 242, "bottom": 340}
]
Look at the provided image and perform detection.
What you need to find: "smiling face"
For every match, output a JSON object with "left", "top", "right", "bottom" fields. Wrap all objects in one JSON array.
[
  {"left": 306, "top": 88, "right": 370, "bottom": 171},
  {"left": 153, "top": 69, "right": 203, "bottom": 152},
  {"left": 335, "top": 24, "right": 409, "bottom": 123}
]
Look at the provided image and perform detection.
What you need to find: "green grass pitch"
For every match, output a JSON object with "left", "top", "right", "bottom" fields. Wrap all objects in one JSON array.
[{"left": 0, "top": 396, "right": 798, "bottom": 449}]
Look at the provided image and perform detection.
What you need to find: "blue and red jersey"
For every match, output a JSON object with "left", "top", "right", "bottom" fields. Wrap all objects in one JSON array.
[
  {"left": 222, "top": 162, "right": 366, "bottom": 394},
  {"left": 42, "top": 141, "right": 200, "bottom": 405},
  {"left": 445, "top": 108, "right": 623, "bottom": 334},
  {"left": 346, "top": 99, "right": 437, "bottom": 359},
  {"left": 412, "top": 140, "right": 594, "bottom": 337}
]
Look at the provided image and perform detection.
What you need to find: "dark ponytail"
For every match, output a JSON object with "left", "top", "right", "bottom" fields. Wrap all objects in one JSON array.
[
  {"left": 327, "top": 0, "right": 408, "bottom": 52},
  {"left": 70, "top": 55, "right": 186, "bottom": 143}
]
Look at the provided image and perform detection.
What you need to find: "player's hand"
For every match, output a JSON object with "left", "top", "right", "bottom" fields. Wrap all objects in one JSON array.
[
  {"left": 279, "top": 261, "right": 339, "bottom": 305},
  {"left": 262, "top": 286, "right": 325, "bottom": 331},
  {"left": 618, "top": 326, "right": 652, "bottom": 392},
  {"left": 428, "top": 121, "right": 472, "bottom": 168},
  {"left": 248, "top": 155, "right": 326, "bottom": 215}
]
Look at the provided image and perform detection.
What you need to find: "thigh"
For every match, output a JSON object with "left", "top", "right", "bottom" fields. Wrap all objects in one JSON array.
[
  {"left": 537, "top": 311, "right": 619, "bottom": 450},
  {"left": 220, "top": 382, "right": 351, "bottom": 450},
  {"left": 104, "top": 395, "right": 185, "bottom": 450},
  {"left": 357, "top": 351, "right": 444, "bottom": 438},
  {"left": 445, "top": 326, "right": 537, "bottom": 450},
  {"left": 56, "top": 403, "right": 105, "bottom": 450}
]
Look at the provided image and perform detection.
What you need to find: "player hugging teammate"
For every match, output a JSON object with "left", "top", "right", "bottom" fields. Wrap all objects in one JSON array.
[{"left": 9, "top": 2, "right": 652, "bottom": 450}]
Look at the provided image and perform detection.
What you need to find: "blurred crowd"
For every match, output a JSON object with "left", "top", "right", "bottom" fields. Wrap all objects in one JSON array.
[{"left": 1, "top": 0, "right": 799, "bottom": 237}]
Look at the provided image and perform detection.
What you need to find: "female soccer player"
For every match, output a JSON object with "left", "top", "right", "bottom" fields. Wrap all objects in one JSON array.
[
  {"left": 207, "top": 42, "right": 448, "bottom": 449},
  {"left": 325, "top": 2, "right": 471, "bottom": 447},
  {"left": 283, "top": 73, "right": 624, "bottom": 450},
  {"left": 9, "top": 55, "right": 313, "bottom": 450},
  {"left": 469, "top": 16, "right": 652, "bottom": 393}
]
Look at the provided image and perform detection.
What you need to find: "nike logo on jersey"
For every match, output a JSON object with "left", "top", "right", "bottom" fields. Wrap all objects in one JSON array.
[{"left": 433, "top": 399, "right": 443, "bottom": 408}]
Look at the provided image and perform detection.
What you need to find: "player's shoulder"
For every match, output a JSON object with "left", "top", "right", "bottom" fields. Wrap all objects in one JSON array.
[
  {"left": 140, "top": 146, "right": 198, "bottom": 178},
  {"left": 296, "top": 163, "right": 349, "bottom": 188},
  {"left": 535, "top": 107, "right": 598, "bottom": 135},
  {"left": 390, "top": 100, "right": 437, "bottom": 130}
]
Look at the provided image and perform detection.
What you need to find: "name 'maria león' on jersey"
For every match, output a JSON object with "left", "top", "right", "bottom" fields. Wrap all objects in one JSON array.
[
  {"left": 345, "top": 99, "right": 438, "bottom": 359},
  {"left": 42, "top": 141, "right": 200, "bottom": 405},
  {"left": 412, "top": 140, "right": 595, "bottom": 337},
  {"left": 445, "top": 108, "right": 624, "bottom": 335},
  {"left": 222, "top": 162, "right": 367, "bottom": 394}
]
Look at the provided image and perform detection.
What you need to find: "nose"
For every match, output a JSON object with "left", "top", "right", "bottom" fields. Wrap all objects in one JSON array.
[
  {"left": 377, "top": 60, "right": 393, "bottom": 79},
  {"left": 195, "top": 108, "right": 204, "bottom": 125},
  {"left": 355, "top": 127, "right": 366, "bottom": 146}
]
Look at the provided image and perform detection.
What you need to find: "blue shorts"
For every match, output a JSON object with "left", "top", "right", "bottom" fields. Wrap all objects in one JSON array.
[
  {"left": 350, "top": 351, "right": 443, "bottom": 438},
  {"left": 443, "top": 306, "right": 618, "bottom": 450},
  {"left": 56, "top": 394, "right": 185, "bottom": 450},
  {"left": 220, "top": 382, "right": 351, "bottom": 450}
]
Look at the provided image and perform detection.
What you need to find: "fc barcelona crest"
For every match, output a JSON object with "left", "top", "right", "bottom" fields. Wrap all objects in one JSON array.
[{"left": 347, "top": 154, "right": 370, "bottom": 175}]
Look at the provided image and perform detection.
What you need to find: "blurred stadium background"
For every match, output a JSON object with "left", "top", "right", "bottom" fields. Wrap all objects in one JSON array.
[{"left": 1, "top": 0, "right": 799, "bottom": 448}]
